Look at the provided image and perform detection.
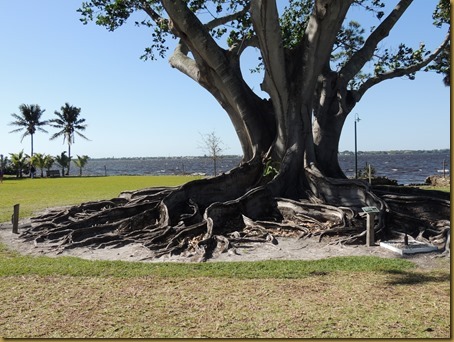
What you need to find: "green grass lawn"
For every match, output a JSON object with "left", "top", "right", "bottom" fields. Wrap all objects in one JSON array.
[
  {"left": 0, "top": 175, "right": 450, "bottom": 338},
  {"left": 0, "top": 175, "right": 201, "bottom": 222},
  {"left": 0, "top": 257, "right": 449, "bottom": 338},
  {"left": 416, "top": 185, "right": 450, "bottom": 192}
]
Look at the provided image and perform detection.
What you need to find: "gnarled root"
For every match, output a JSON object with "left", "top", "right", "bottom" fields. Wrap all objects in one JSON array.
[{"left": 18, "top": 164, "right": 450, "bottom": 261}]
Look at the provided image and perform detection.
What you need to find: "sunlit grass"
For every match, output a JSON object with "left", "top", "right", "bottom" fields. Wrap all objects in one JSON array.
[
  {"left": 0, "top": 175, "right": 450, "bottom": 338},
  {"left": 0, "top": 253, "right": 415, "bottom": 278},
  {"left": 0, "top": 266, "right": 449, "bottom": 338},
  {"left": 0, "top": 244, "right": 449, "bottom": 338},
  {"left": 0, "top": 175, "right": 201, "bottom": 222},
  {"left": 417, "top": 185, "right": 450, "bottom": 192}
]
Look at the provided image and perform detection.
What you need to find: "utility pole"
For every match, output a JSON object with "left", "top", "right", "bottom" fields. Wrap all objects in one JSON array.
[{"left": 354, "top": 113, "right": 360, "bottom": 179}]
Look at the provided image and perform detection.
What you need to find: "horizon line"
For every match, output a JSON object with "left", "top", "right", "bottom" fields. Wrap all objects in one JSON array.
[{"left": 86, "top": 148, "right": 450, "bottom": 159}]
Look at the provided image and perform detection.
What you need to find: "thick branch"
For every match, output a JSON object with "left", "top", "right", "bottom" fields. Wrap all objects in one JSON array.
[
  {"left": 300, "top": 0, "right": 354, "bottom": 100},
  {"left": 168, "top": 40, "right": 201, "bottom": 82},
  {"left": 355, "top": 30, "right": 450, "bottom": 101},
  {"left": 162, "top": 0, "right": 231, "bottom": 76},
  {"left": 203, "top": 4, "right": 256, "bottom": 56},
  {"left": 250, "top": 0, "right": 289, "bottom": 156},
  {"left": 160, "top": 0, "right": 252, "bottom": 158},
  {"left": 339, "top": 0, "right": 413, "bottom": 85},
  {"left": 250, "top": 0, "right": 288, "bottom": 97}
]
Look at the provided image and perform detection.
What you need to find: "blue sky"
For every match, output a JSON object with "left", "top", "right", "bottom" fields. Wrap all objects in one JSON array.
[{"left": 0, "top": 1, "right": 450, "bottom": 158}]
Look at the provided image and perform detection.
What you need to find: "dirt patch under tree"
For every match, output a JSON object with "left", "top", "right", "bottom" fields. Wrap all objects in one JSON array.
[{"left": 0, "top": 216, "right": 449, "bottom": 271}]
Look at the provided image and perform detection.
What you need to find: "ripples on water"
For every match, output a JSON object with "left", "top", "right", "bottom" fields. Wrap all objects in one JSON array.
[
  {"left": 78, "top": 151, "right": 449, "bottom": 185},
  {"left": 339, "top": 151, "right": 450, "bottom": 184}
]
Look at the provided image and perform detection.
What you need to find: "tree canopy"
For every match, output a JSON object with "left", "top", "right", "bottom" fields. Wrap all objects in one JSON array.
[
  {"left": 78, "top": 1, "right": 449, "bottom": 169},
  {"left": 78, "top": 0, "right": 449, "bottom": 89}
]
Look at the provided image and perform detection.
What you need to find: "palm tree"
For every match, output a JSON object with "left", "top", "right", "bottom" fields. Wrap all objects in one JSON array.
[
  {"left": 44, "top": 154, "right": 55, "bottom": 175},
  {"left": 73, "top": 155, "right": 90, "bottom": 176},
  {"left": 54, "top": 151, "right": 70, "bottom": 177},
  {"left": 9, "top": 104, "right": 48, "bottom": 156},
  {"left": 9, "top": 150, "right": 28, "bottom": 178},
  {"left": 30, "top": 153, "right": 47, "bottom": 178},
  {"left": 49, "top": 103, "right": 89, "bottom": 174}
]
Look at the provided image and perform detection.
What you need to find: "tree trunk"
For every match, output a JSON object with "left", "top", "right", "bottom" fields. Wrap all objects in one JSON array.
[
  {"left": 67, "top": 144, "right": 71, "bottom": 176},
  {"left": 313, "top": 70, "right": 355, "bottom": 178},
  {"left": 31, "top": 134, "right": 34, "bottom": 157}
]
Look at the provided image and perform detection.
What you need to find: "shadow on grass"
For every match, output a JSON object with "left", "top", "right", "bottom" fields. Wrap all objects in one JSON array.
[{"left": 384, "top": 269, "right": 450, "bottom": 285}]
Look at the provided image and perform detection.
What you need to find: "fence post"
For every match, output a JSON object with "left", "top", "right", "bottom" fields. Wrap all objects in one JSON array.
[{"left": 12, "top": 204, "right": 20, "bottom": 234}]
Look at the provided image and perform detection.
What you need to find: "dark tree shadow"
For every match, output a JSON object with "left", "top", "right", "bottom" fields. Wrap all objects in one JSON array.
[{"left": 384, "top": 269, "right": 451, "bottom": 285}]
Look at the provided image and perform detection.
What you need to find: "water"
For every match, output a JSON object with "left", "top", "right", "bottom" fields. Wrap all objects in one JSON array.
[
  {"left": 80, "top": 156, "right": 241, "bottom": 177},
  {"left": 339, "top": 151, "right": 450, "bottom": 184},
  {"left": 75, "top": 151, "right": 450, "bottom": 185}
]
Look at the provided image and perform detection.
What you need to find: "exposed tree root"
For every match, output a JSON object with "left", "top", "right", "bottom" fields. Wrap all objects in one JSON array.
[{"left": 19, "top": 165, "right": 450, "bottom": 261}]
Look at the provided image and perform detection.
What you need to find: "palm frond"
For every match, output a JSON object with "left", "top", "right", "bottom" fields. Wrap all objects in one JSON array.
[
  {"left": 75, "top": 131, "right": 90, "bottom": 141},
  {"left": 50, "top": 131, "right": 65, "bottom": 140}
]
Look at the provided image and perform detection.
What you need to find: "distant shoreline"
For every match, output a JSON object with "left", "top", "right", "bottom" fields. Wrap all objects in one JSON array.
[
  {"left": 89, "top": 149, "right": 450, "bottom": 160},
  {"left": 339, "top": 149, "right": 450, "bottom": 156}
]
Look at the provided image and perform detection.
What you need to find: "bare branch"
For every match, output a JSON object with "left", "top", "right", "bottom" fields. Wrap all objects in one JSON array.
[
  {"left": 354, "top": 30, "right": 450, "bottom": 101},
  {"left": 138, "top": 0, "right": 168, "bottom": 26},
  {"left": 205, "top": 3, "right": 250, "bottom": 30},
  {"left": 339, "top": 0, "right": 413, "bottom": 85}
]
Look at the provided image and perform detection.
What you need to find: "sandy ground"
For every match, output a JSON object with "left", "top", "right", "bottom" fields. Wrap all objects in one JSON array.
[{"left": 0, "top": 218, "right": 449, "bottom": 270}]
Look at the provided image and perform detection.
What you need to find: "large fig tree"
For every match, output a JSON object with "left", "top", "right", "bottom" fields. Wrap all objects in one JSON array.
[{"left": 21, "top": 0, "right": 450, "bottom": 261}]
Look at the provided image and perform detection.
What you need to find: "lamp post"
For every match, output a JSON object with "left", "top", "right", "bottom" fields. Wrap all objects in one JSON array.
[{"left": 354, "top": 113, "right": 360, "bottom": 178}]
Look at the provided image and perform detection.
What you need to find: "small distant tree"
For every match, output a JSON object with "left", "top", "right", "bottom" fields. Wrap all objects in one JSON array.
[
  {"left": 73, "top": 155, "right": 90, "bottom": 176},
  {"left": 44, "top": 155, "right": 55, "bottom": 175},
  {"left": 9, "top": 150, "right": 28, "bottom": 178},
  {"left": 0, "top": 154, "right": 8, "bottom": 178},
  {"left": 199, "top": 131, "right": 226, "bottom": 177},
  {"left": 30, "top": 153, "right": 47, "bottom": 178},
  {"left": 54, "top": 151, "right": 70, "bottom": 177}
]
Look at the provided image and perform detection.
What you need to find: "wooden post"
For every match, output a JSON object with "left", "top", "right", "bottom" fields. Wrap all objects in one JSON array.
[
  {"left": 362, "top": 207, "right": 379, "bottom": 247},
  {"left": 12, "top": 204, "right": 20, "bottom": 234},
  {"left": 443, "top": 159, "right": 446, "bottom": 178},
  {"left": 366, "top": 212, "right": 375, "bottom": 247}
]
